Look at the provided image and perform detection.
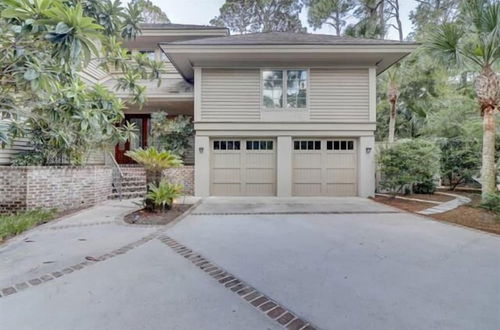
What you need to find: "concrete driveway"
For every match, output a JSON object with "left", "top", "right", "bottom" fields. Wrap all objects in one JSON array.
[{"left": 0, "top": 197, "right": 499, "bottom": 330}]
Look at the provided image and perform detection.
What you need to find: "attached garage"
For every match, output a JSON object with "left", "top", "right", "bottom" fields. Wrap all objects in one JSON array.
[
  {"left": 292, "top": 139, "right": 357, "bottom": 196},
  {"left": 210, "top": 138, "right": 276, "bottom": 196}
]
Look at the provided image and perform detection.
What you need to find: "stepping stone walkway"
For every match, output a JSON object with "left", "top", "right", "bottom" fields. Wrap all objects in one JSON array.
[{"left": 418, "top": 193, "right": 471, "bottom": 215}]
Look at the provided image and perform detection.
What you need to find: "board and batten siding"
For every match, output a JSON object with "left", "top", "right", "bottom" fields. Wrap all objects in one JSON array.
[
  {"left": 309, "top": 69, "right": 370, "bottom": 122},
  {"left": 201, "top": 69, "right": 261, "bottom": 121}
]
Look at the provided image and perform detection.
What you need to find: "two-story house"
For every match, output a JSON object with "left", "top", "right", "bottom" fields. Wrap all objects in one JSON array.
[
  {"left": 160, "top": 31, "right": 416, "bottom": 198},
  {"left": 1, "top": 24, "right": 416, "bottom": 199}
]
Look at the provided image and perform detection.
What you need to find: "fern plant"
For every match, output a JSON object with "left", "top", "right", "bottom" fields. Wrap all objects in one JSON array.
[{"left": 145, "top": 180, "right": 183, "bottom": 212}]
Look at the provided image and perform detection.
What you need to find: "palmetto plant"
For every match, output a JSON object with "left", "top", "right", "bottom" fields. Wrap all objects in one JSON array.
[
  {"left": 426, "top": 0, "right": 499, "bottom": 201},
  {"left": 125, "top": 147, "right": 183, "bottom": 187},
  {"left": 145, "top": 180, "right": 183, "bottom": 212}
]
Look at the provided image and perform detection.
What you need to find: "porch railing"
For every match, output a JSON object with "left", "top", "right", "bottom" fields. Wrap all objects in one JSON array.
[{"left": 107, "top": 151, "right": 124, "bottom": 200}]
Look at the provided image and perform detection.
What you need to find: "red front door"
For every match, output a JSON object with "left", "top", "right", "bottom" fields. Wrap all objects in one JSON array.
[{"left": 115, "top": 114, "right": 150, "bottom": 164}]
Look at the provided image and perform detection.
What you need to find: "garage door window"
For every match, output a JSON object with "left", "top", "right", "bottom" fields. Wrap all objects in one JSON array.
[
  {"left": 294, "top": 140, "right": 321, "bottom": 150},
  {"left": 213, "top": 140, "right": 241, "bottom": 150},
  {"left": 246, "top": 140, "right": 273, "bottom": 150},
  {"left": 327, "top": 140, "right": 354, "bottom": 151}
]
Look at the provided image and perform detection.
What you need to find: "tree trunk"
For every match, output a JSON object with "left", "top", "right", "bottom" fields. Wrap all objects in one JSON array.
[
  {"left": 388, "top": 100, "right": 396, "bottom": 143},
  {"left": 481, "top": 109, "right": 497, "bottom": 199},
  {"left": 475, "top": 65, "right": 498, "bottom": 201}
]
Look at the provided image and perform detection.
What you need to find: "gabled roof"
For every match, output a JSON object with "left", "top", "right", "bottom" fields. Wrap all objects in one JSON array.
[
  {"left": 166, "top": 32, "right": 416, "bottom": 46},
  {"left": 140, "top": 23, "right": 228, "bottom": 31}
]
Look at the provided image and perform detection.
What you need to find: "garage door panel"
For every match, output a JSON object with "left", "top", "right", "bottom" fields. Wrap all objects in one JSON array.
[
  {"left": 325, "top": 153, "right": 356, "bottom": 168},
  {"left": 212, "top": 169, "right": 241, "bottom": 183},
  {"left": 293, "top": 183, "right": 322, "bottom": 196},
  {"left": 293, "top": 153, "right": 322, "bottom": 168},
  {"left": 293, "top": 139, "right": 357, "bottom": 196},
  {"left": 211, "top": 138, "right": 276, "bottom": 196},
  {"left": 212, "top": 153, "right": 241, "bottom": 167},
  {"left": 293, "top": 168, "right": 322, "bottom": 183},
  {"left": 325, "top": 168, "right": 356, "bottom": 183},
  {"left": 246, "top": 183, "right": 275, "bottom": 196},
  {"left": 326, "top": 183, "right": 356, "bottom": 196},
  {"left": 245, "top": 153, "right": 275, "bottom": 167},
  {"left": 211, "top": 183, "right": 242, "bottom": 196},
  {"left": 246, "top": 168, "right": 275, "bottom": 183}
]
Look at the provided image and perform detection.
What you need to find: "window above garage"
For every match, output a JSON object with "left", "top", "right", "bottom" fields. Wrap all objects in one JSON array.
[{"left": 262, "top": 69, "right": 308, "bottom": 110}]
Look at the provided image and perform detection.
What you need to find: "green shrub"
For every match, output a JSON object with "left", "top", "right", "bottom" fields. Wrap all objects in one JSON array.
[
  {"left": 145, "top": 180, "right": 183, "bottom": 212},
  {"left": 480, "top": 193, "right": 500, "bottom": 215},
  {"left": 413, "top": 179, "right": 437, "bottom": 194},
  {"left": 125, "top": 147, "right": 182, "bottom": 187},
  {"left": 0, "top": 209, "right": 56, "bottom": 241},
  {"left": 11, "top": 151, "right": 44, "bottom": 166},
  {"left": 378, "top": 139, "right": 440, "bottom": 194}
]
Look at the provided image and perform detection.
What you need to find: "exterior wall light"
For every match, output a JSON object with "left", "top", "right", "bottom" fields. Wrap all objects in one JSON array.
[
  {"left": 199, "top": 147, "right": 204, "bottom": 153},
  {"left": 366, "top": 147, "right": 372, "bottom": 154}
]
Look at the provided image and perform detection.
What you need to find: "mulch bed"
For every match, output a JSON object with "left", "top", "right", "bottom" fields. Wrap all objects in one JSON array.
[
  {"left": 374, "top": 191, "right": 500, "bottom": 235},
  {"left": 373, "top": 196, "right": 435, "bottom": 212},
  {"left": 124, "top": 204, "right": 192, "bottom": 225}
]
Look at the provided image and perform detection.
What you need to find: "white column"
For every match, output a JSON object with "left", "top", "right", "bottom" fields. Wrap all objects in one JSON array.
[
  {"left": 358, "top": 136, "right": 375, "bottom": 197},
  {"left": 277, "top": 136, "right": 292, "bottom": 197},
  {"left": 194, "top": 135, "right": 210, "bottom": 197}
]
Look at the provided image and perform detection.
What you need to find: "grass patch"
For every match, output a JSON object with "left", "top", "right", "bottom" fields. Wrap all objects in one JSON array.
[{"left": 0, "top": 209, "right": 57, "bottom": 242}]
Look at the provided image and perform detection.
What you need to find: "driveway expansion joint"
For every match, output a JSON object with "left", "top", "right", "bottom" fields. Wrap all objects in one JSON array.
[
  {"left": 157, "top": 234, "right": 320, "bottom": 330},
  {"left": 191, "top": 211, "right": 400, "bottom": 216}
]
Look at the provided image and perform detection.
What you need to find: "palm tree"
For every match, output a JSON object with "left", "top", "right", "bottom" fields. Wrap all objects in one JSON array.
[
  {"left": 426, "top": 0, "right": 499, "bottom": 201},
  {"left": 387, "top": 67, "right": 400, "bottom": 143}
]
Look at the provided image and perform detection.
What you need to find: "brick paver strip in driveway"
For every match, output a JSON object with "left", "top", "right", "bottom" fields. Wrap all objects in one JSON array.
[{"left": 158, "top": 234, "right": 319, "bottom": 330}]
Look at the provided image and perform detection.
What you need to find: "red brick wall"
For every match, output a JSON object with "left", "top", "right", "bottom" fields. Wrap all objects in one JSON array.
[{"left": 0, "top": 166, "right": 112, "bottom": 214}]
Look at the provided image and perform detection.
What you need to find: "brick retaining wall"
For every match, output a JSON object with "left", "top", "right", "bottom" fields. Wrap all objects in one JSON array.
[
  {"left": 0, "top": 166, "right": 112, "bottom": 214},
  {"left": 163, "top": 166, "right": 194, "bottom": 196}
]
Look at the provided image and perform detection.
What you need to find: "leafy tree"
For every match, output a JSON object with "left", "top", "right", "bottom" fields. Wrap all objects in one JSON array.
[
  {"left": 426, "top": 0, "right": 499, "bottom": 200},
  {"left": 0, "top": 0, "right": 164, "bottom": 165},
  {"left": 131, "top": 0, "right": 170, "bottom": 24},
  {"left": 345, "top": 0, "right": 385, "bottom": 39},
  {"left": 378, "top": 139, "right": 441, "bottom": 194},
  {"left": 305, "top": 0, "right": 354, "bottom": 36},
  {"left": 150, "top": 112, "right": 194, "bottom": 160},
  {"left": 385, "top": 0, "right": 403, "bottom": 41},
  {"left": 210, "top": 0, "right": 304, "bottom": 33},
  {"left": 409, "top": 0, "right": 459, "bottom": 36}
]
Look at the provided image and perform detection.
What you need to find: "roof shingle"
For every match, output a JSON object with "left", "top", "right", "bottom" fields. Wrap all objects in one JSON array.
[{"left": 164, "top": 32, "right": 416, "bottom": 46}]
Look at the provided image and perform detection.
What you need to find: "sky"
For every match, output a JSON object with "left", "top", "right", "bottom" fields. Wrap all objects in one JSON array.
[{"left": 145, "top": 0, "right": 418, "bottom": 40}]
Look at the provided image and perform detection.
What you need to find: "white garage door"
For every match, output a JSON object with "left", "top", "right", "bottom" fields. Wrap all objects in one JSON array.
[
  {"left": 210, "top": 139, "right": 276, "bottom": 196},
  {"left": 293, "top": 139, "right": 357, "bottom": 196}
]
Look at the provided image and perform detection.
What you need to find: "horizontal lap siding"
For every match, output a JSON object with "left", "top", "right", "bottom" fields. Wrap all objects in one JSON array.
[
  {"left": 309, "top": 69, "right": 369, "bottom": 122},
  {"left": 0, "top": 138, "right": 31, "bottom": 165},
  {"left": 201, "top": 69, "right": 261, "bottom": 121}
]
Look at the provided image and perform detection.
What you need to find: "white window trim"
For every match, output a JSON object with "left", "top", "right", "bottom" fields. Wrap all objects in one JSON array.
[{"left": 260, "top": 68, "right": 310, "bottom": 112}]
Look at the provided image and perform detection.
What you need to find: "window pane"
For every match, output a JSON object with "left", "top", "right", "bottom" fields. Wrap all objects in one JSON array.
[
  {"left": 315, "top": 141, "right": 321, "bottom": 150},
  {"left": 214, "top": 141, "right": 220, "bottom": 150},
  {"left": 235, "top": 141, "right": 240, "bottom": 150},
  {"left": 221, "top": 141, "right": 226, "bottom": 150},
  {"left": 287, "top": 70, "right": 307, "bottom": 108},
  {"left": 260, "top": 141, "right": 266, "bottom": 149},
  {"left": 253, "top": 141, "right": 259, "bottom": 149},
  {"left": 327, "top": 141, "right": 332, "bottom": 150},
  {"left": 334, "top": 141, "right": 340, "bottom": 150},
  {"left": 228, "top": 141, "right": 233, "bottom": 150},
  {"left": 246, "top": 141, "right": 252, "bottom": 150},
  {"left": 294, "top": 141, "right": 299, "bottom": 150},
  {"left": 348, "top": 141, "right": 354, "bottom": 150},
  {"left": 268, "top": 141, "right": 273, "bottom": 150},
  {"left": 263, "top": 70, "right": 283, "bottom": 108},
  {"left": 307, "top": 141, "right": 313, "bottom": 149},
  {"left": 341, "top": 141, "right": 347, "bottom": 150},
  {"left": 301, "top": 141, "right": 307, "bottom": 149}
]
